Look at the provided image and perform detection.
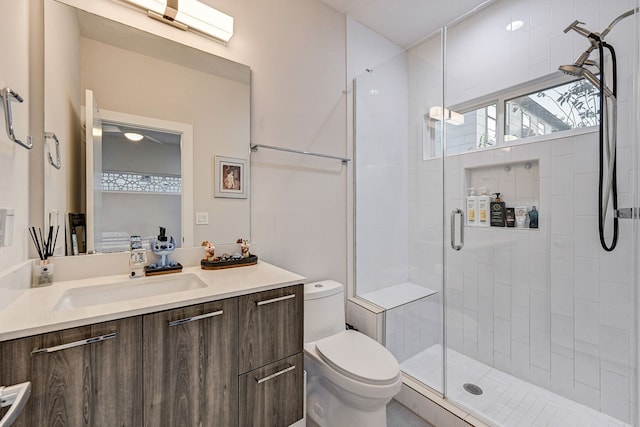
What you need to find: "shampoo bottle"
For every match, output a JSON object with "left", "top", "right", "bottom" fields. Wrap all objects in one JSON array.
[
  {"left": 466, "top": 188, "right": 478, "bottom": 226},
  {"left": 490, "top": 193, "right": 506, "bottom": 227},
  {"left": 477, "top": 187, "right": 491, "bottom": 227}
]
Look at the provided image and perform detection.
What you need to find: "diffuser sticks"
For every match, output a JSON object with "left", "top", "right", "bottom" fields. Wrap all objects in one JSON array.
[{"left": 29, "top": 226, "right": 59, "bottom": 260}]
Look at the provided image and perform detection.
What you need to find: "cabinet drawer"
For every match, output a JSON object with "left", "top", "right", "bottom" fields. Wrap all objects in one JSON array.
[
  {"left": 238, "top": 284, "right": 303, "bottom": 373},
  {"left": 239, "top": 352, "right": 303, "bottom": 427}
]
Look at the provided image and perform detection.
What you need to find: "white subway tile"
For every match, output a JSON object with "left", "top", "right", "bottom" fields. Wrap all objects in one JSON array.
[
  {"left": 550, "top": 352, "right": 574, "bottom": 399},
  {"left": 575, "top": 341, "right": 600, "bottom": 389},
  {"left": 494, "top": 283, "right": 511, "bottom": 320},
  {"left": 574, "top": 257, "right": 600, "bottom": 302},
  {"left": 574, "top": 298, "right": 599, "bottom": 345},
  {"left": 600, "top": 369, "right": 631, "bottom": 423},
  {"left": 530, "top": 328, "right": 551, "bottom": 370},
  {"left": 550, "top": 313, "right": 573, "bottom": 357},
  {"left": 494, "top": 318, "right": 511, "bottom": 356},
  {"left": 600, "top": 281, "right": 630, "bottom": 330}
]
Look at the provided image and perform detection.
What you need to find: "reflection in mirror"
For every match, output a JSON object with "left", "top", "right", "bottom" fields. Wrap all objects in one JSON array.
[
  {"left": 90, "top": 109, "right": 191, "bottom": 254},
  {"left": 44, "top": 0, "right": 251, "bottom": 255}
]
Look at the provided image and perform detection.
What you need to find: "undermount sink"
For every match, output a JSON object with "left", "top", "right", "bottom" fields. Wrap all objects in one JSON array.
[{"left": 53, "top": 273, "right": 207, "bottom": 311}]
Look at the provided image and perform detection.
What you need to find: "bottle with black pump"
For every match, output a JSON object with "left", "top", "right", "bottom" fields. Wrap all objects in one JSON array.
[{"left": 490, "top": 193, "right": 506, "bottom": 227}]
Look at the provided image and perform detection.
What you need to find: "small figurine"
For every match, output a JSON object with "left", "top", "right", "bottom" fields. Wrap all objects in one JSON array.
[
  {"left": 201, "top": 240, "right": 216, "bottom": 262},
  {"left": 148, "top": 227, "right": 178, "bottom": 269},
  {"left": 237, "top": 238, "right": 250, "bottom": 258}
]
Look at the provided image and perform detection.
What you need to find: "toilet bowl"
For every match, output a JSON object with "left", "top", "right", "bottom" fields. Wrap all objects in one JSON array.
[{"left": 304, "top": 281, "right": 402, "bottom": 427}]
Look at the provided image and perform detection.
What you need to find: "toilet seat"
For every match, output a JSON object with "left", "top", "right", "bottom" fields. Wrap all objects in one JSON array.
[{"left": 314, "top": 330, "right": 400, "bottom": 386}]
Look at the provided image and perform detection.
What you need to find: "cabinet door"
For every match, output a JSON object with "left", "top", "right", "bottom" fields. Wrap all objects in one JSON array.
[
  {"left": 239, "top": 352, "right": 303, "bottom": 427},
  {"left": 238, "top": 285, "right": 303, "bottom": 373},
  {"left": 0, "top": 317, "right": 143, "bottom": 427},
  {"left": 143, "top": 298, "right": 238, "bottom": 427}
]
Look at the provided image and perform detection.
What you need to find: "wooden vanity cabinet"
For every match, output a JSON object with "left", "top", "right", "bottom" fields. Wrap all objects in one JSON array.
[
  {"left": 238, "top": 285, "right": 304, "bottom": 427},
  {"left": 0, "top": 283, "right": 304, "bottom": 427},
  {"left": 0, "top": 317, "right": 143, "bottom": 427},
  {"left": 142, "top": 297, "right": 238, "bottom": 427}
]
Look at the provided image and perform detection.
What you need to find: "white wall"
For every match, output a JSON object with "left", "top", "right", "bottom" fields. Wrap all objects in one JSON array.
[
  {"left": 0, "top": 1, "right": 31, "bottom": 271},
  {"left": 44, "top": 0, "right": 81, "bottom": 257}
]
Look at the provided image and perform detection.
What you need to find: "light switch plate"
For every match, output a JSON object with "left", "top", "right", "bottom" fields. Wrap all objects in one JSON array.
[{"left": 196, "top": 212, "right": 209, "bottom": 225}]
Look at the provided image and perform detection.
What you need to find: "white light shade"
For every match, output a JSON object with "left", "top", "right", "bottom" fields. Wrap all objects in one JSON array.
[
  {"left": 124, "top": 132, "right": 144, "bottom": 141},
  {"left": 124, "top": 0, "right": 234, "bottom": 42}
]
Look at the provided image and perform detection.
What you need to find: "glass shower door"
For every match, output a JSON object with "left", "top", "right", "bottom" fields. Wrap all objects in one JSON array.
[
  {"left": 352, "top": 29, "right": 446, "bottom": 395},
  {"left": 442, "top": 2, "right": 638, "bottom": 424}
]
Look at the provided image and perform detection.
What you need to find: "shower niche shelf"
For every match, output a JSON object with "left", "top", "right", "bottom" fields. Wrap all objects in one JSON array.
[{"left": 464, "top": 159, "right": 540, "bottom": 229}]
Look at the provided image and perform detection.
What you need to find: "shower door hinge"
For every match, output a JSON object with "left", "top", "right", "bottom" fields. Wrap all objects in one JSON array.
[{"left": 615, "top": 207, "right": 639, "bottom": 219}]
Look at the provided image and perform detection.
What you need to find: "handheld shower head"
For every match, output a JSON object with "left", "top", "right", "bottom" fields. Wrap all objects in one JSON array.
[{"left": 563, "top": 20, "right": 598, "bottom": 39}]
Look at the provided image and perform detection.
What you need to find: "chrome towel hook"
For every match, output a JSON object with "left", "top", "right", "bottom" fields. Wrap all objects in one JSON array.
[
  {"left": 44, "top": 132, "right": 61, "bottom": 169},
  {"left": 0, "top": 87, "right": 33, "bottom": 150}
]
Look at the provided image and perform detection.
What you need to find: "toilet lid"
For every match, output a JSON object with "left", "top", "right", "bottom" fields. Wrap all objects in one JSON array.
[{"left": 315, "top": 330, "right": 400, "bottom": 386}]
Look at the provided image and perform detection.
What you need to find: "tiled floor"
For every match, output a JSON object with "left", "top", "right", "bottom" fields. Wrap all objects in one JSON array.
[
  {"left": 401, "top": 345, "right": 629, "bottom": 427},
  {"left": 387, "top": 399, "right": 435, "bottom": 427}
]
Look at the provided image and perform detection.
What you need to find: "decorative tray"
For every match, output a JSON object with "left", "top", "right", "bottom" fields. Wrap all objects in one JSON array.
[
  {"left": 144, "top": 263, "right": 183, "bottom": 276},
  {"left": 200, "top": 254, "right": 258, "bottom": 270}
]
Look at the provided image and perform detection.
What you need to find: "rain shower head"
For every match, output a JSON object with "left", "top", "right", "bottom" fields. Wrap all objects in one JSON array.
[{"left": 558, "top": 64, "right": 614, "bottom": 98}]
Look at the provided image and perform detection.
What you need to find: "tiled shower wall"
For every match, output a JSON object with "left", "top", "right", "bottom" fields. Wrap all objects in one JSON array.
[{"left": 439, "top": 132, "right": 634, "bottom": 422}]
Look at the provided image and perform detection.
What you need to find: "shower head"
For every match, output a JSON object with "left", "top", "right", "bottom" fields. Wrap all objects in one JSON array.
[
  {"left": 558, "top": 64, "right": 614, "bottom": 97},
  {"left": 563, "top": 20, "right": 598, "bottom": 39}
]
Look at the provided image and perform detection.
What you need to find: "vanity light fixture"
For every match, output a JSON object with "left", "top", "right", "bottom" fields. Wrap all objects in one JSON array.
[
  {"left": 428, "top": 106, "right": 464, "bottom": 126},
  {"left": 124, "top": 132, "right": 144, "bottom": 142},
  {"left": 122, "top": 0, "right": 234, "bottom": 42}
]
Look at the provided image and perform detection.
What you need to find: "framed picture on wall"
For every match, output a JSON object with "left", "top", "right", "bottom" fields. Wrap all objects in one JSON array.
[{"left": 214, "top": 156, "right": 249, "bottom": 199}]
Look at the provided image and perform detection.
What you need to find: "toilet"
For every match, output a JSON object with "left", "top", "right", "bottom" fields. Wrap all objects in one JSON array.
[{"left": 304, "top": 280, "right": 402, "bottom": 427}]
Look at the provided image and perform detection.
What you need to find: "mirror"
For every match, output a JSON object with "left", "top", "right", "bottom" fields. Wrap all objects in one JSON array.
[{"left": 43, "top": 0, "right": 251, "bottom": 255}]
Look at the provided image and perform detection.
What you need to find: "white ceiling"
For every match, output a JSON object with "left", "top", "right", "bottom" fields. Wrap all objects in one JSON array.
[{"left": 319, "top": 0, "right": 494, "bottom": 47}]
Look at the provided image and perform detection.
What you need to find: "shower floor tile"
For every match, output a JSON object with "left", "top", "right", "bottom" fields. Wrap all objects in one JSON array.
[{"left": 400, "top": 345, "right": 629, "bottom": 427}]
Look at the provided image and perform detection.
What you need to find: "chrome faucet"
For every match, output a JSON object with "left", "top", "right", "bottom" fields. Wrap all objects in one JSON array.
[{"left": 129, "top": 235, "right": 147, "bottom": 279}]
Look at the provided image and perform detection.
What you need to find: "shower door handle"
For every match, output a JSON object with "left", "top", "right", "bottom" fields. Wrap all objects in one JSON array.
[{"left": 450, "top": 209, "right": 464, "bottom": 251}]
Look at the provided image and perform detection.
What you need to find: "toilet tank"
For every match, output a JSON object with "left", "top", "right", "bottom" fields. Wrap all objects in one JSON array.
[{"left": 304, "top": 280, "right": 346, "bottom": 343}]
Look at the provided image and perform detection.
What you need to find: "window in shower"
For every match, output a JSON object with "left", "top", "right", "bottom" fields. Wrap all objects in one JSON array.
[
  {"left": 505, "top": 78, "right": 600, "bottom": 140},
  {"left": 428, "top": 102, "right": 497, "bottom": 156},
  {"left": 425, "top": 76, "right": 601, "bottom": 160}
]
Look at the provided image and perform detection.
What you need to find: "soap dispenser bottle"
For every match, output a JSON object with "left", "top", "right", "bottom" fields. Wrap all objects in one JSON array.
[
  {"left": 477, "top": 187, "right": 491, "bottom": 227},
  {"left": 528, "top": 206, "right": 539, "bottom": 229},
  {"left": 466, "top": 188, "right": 478, "bottom": 226},
  {"left": 490, "top": 193, "right": 506, "bottom": 227}
]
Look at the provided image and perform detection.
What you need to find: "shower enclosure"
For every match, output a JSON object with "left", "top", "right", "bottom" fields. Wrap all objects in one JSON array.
[{"left": 351, "top": 0, "right": 639, "bottom": 425}]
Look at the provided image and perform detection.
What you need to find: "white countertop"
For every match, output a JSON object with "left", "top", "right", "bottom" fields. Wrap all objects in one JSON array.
[{"left": 0, "top": 261, "right": 305, "bottom": 342}]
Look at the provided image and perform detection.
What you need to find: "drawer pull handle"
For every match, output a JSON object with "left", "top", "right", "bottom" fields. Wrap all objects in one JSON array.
[
  {"left": 255, "top": 364, "right": 296, "bottom": 384},
  {"left": 256, "top": 294, "right": 295, "bottom": 306},
  {"left": 31, "top": 333, "right": 116, "bottom": 355},
  {"left": 168, "top": 310, "right": 223, "bottom": 327}
]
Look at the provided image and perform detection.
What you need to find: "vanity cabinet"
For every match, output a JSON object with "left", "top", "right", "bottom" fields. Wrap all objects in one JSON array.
[
  {"left": 238, "top": 285, "right": 304, "bottom": 427},
  {"left": 142, "top": 298, "right": 238, "bottom": 427},
  {"left": 0, "top": 317, "right": 143, "bottom": 427},
  {"left": 0, "top": 283, "right": 303, "bottom": 427}
]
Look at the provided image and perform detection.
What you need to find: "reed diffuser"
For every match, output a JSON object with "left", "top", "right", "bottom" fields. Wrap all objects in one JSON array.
[{"left": 29, "top": 225, "right": 58, "bottom": 287}]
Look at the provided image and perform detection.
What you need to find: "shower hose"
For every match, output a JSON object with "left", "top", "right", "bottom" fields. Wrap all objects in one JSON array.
[{"left": 597, "top": 39, "right": 619, "bottom": 251}]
